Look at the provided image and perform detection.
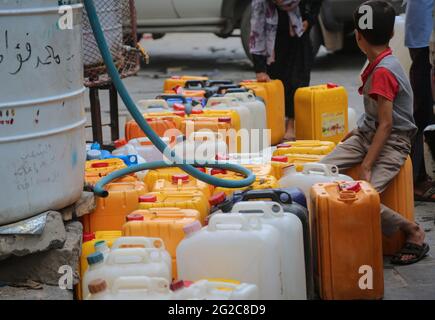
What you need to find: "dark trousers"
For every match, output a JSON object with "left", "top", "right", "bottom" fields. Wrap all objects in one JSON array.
[
  {"left": 267, "top": 31, "right": 313, "bottom": 118},
  {"left": 409, "top": 47, "right": 435, "bottom": 183}
]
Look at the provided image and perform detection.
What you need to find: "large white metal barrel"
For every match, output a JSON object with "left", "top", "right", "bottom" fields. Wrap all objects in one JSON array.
[{"left": 0, "top": 0, "right": 86, "bottom": 225}]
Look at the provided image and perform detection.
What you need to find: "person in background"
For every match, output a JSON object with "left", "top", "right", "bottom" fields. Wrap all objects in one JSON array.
[
  {"left": 249, "top": 0, "right": 322, "bottom": 141},
  {"left": 405, "top": 0, "right": 435, "bottom": 201}
]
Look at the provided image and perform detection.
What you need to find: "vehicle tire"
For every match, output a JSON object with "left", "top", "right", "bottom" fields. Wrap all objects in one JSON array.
[
  {"left": 310, "top": 23, "right": 323, "bottom": 59},
  {"left": 240, "top": 3, "right": 253, "bottom": 63},
  {"left": 152, "top": 33, "right": 165, "bottom": 40}
]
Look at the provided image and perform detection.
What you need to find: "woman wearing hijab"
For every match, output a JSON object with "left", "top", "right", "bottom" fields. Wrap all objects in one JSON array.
[{"left": 250, "top": 0, "right": 322, "bottom": 141}]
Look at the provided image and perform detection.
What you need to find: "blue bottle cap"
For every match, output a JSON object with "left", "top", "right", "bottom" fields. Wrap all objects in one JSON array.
[
  {"left": 87, "top": 149, "right": 102, "bottom": 160},
  {"left": 91, "top": 142, "right": 101, "bottom": 151},
  {"left": 87, "top": 252, "right": 104, "bottom": 265}
]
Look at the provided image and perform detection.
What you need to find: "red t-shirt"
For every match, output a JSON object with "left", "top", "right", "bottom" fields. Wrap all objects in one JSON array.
[{"left": 359, "top": 48, "right": 399, "bottom": 102}]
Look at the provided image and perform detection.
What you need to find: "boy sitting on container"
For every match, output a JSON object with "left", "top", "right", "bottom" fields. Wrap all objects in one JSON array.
[{"left": 320, "top": 0, "right": 429, "bottom": 265}]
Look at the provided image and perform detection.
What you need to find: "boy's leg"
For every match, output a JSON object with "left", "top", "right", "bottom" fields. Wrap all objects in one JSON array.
[
  {"left": 319, "top": 129, "right": 367, "bottom": 170},
  {"left": 369, "top": 134, "right": 426, "bottom": 262},
  {"left": 368, "top": 133, "right": 411, "bottom": 235}
]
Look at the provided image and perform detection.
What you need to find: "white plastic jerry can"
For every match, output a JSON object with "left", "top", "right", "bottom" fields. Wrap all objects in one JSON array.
[
  {"left": 279, "top": 163, "right": 353, "bottom": 211},
  {"left": 136, "top": 99, "right": 171, "bottom": 114},
  {"left": 176, "top": 214, "right": 284, "bottom": 300},
  {"left": 205, "top": 96, "right": 253, "bottom": 132},
  {"left": 86, "top": 276, "right": 175, "bottom": 300},
  {"left": 82, "top": 247, "right": 172, "bottom": 299},
  {"left": 225, "top": 92, "right": 268, "bottom": 131},
  {"left": 111, "top": 237, "right": 172, "bottom": 269},
  {"left": 175, "top": 279, "right": 259, "bottom": 300},
  {"left": 173, "top": 131, "right": 228, "bottom": 163},
  {"left": 128, "top": 136, "right": 173, "bottom": 163},
  {"left": 231, "top": 201, "right": 307, "bottom": 300}
]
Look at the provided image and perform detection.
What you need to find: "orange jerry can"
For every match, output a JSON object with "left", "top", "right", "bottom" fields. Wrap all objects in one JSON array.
[
  {"left": 240, "top": 79, "right": 285, "bottom": 145},
  {"left": 344, "top": 156, "right": 414, "bottom": 255},
  {"left": 138, "top": 191, "right": 210, "bottom": 225},
  {"left": 125, "top": 117, "right": 178, "bottom": 141},
  {"left": 82, "top": 181, "right": 148, "bottom": 233},
  {"left": 122, "top": 208, "right": 201, "bottom": 279},
  {"left": 163, "top": 75, "right": 208, "bottom": 92},
  {"left": 152, "top": 174, "right": 212, "bottom": 198},
  {"left": 311, "top": 181, "right": 384, "bottom": 300}
]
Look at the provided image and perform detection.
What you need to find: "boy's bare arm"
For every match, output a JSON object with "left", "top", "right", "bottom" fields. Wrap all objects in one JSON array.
[{"left": 360, "top": 96, "right": 393, "bottom": 181}]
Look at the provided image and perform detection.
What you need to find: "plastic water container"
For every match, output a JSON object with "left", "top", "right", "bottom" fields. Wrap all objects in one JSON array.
[
  {"left": 82, "top": 181, "right": 148, "bottom": 233},
  {"left": 143, "top": 167, "right": 189, "bottom": 190},
  {"left": 240, "top": 80, "right": 286, "bottom": 145},
  {"left": 211, "top": 170, "right": 279, "bottom": 197},
  {"left": 82, "top": 248, "right": 172, "bottom": 299},
  {"left": 177, "top": 214, "right": 284, "bottom": 300},
  {"left": 274, "top": 140, "right": 336, "bottom": 156},
  {"left": 225, "top": 92, "right": 268, "bottom": 131},
  {"left": 85, "top": 158, "right": 126, "bottom": 176},
  {"left": 122, "top": 209, "right": 201, "bottom": 278},
  {"left": 173, "top": 132, "right": 228, "bottom": 164},
  {"left": 138, "top": 191, "right": 210, "bottom": 225},
  {"left": 348, "top": 107, "right": 357, "bottom": 132},
  {"left": 86, "top": 276, "right": 174, "bottom": 300},
  {"left": 270, "top": 155, "right": 324, "bottom": 179},
  {"left": 174, "top": 279, "right": 259, "bottom": 300},
  {"left": 231, "top": 202, "right": 306, "bottom": 300},
  {"left": 136, "top": 99, "right": 171, "bottom": 114},
  {"left": 205, "top": 96, "right": 253, "bottom": 133},
  {"left": 294, "top": 84, "right": 349, "bottom": 145},
  {"left": 128, "top": 137, "right": 174, "bottom": 163},
  {"left": 112, "top": 139, "right": 147, "bottom": 180},
  {"left": 163, "top": 76, "right": 209, "bottom": 92},
  {"left": 153, "top": 174, "right": 212, "bottom": 198},
  {"left": 279, "top": 163, "right": 353, "bottom": 211},
  {"left": 78, "top": 231, "right": 122, "bottom": 300}
]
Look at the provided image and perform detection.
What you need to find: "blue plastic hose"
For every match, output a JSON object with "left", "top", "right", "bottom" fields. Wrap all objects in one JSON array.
[{"left": 84, "top": 0, "right": 256, "bottom": 197}]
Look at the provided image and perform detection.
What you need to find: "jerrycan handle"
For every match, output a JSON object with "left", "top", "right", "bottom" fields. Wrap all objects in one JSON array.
[
  {"left": 137, "top": 99, "right": 170, "bottom": 111},
  {"left": 205, "top": 96, "right": 238, "bottom": 108},
  {"left": 208, "top": 214, "right": 261, "bottom": 231},
  {"left": 112, "top": 276, "right": 170, "bottom": 293},
  {"left": 155, "top": 94, "right": 187, "bottom": 103},
  {"left": 232, "top": 201, "right": 284, "bottom": 217},
  {"left": 302, "top": 163, "right": 339, "bottom": 177},
  {"left": 184, "top": 80, "right": 206, "bottom": 89},
  {"left": 149, "top": 208, "right": 190, "bottom": 219},
  {"left": 112, "top": 237, "right": 166, "bottom": 250},
  {"left": 240, "top": 189, "right": 291, "bottom": 204},
  {"left": 337, "top": 190, "right": 359, "bottom": 203},
  {"left": 106, "top": 248, "right": 151, "bottom": 265}
]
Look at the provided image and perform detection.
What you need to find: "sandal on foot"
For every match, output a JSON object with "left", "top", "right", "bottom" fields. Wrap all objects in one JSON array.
[
  {"left": 391, "top": 242, "right": 430, "bottom": 265},
  {"left": 414, "top": 185, "right": 435, "bottom": 202}
]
